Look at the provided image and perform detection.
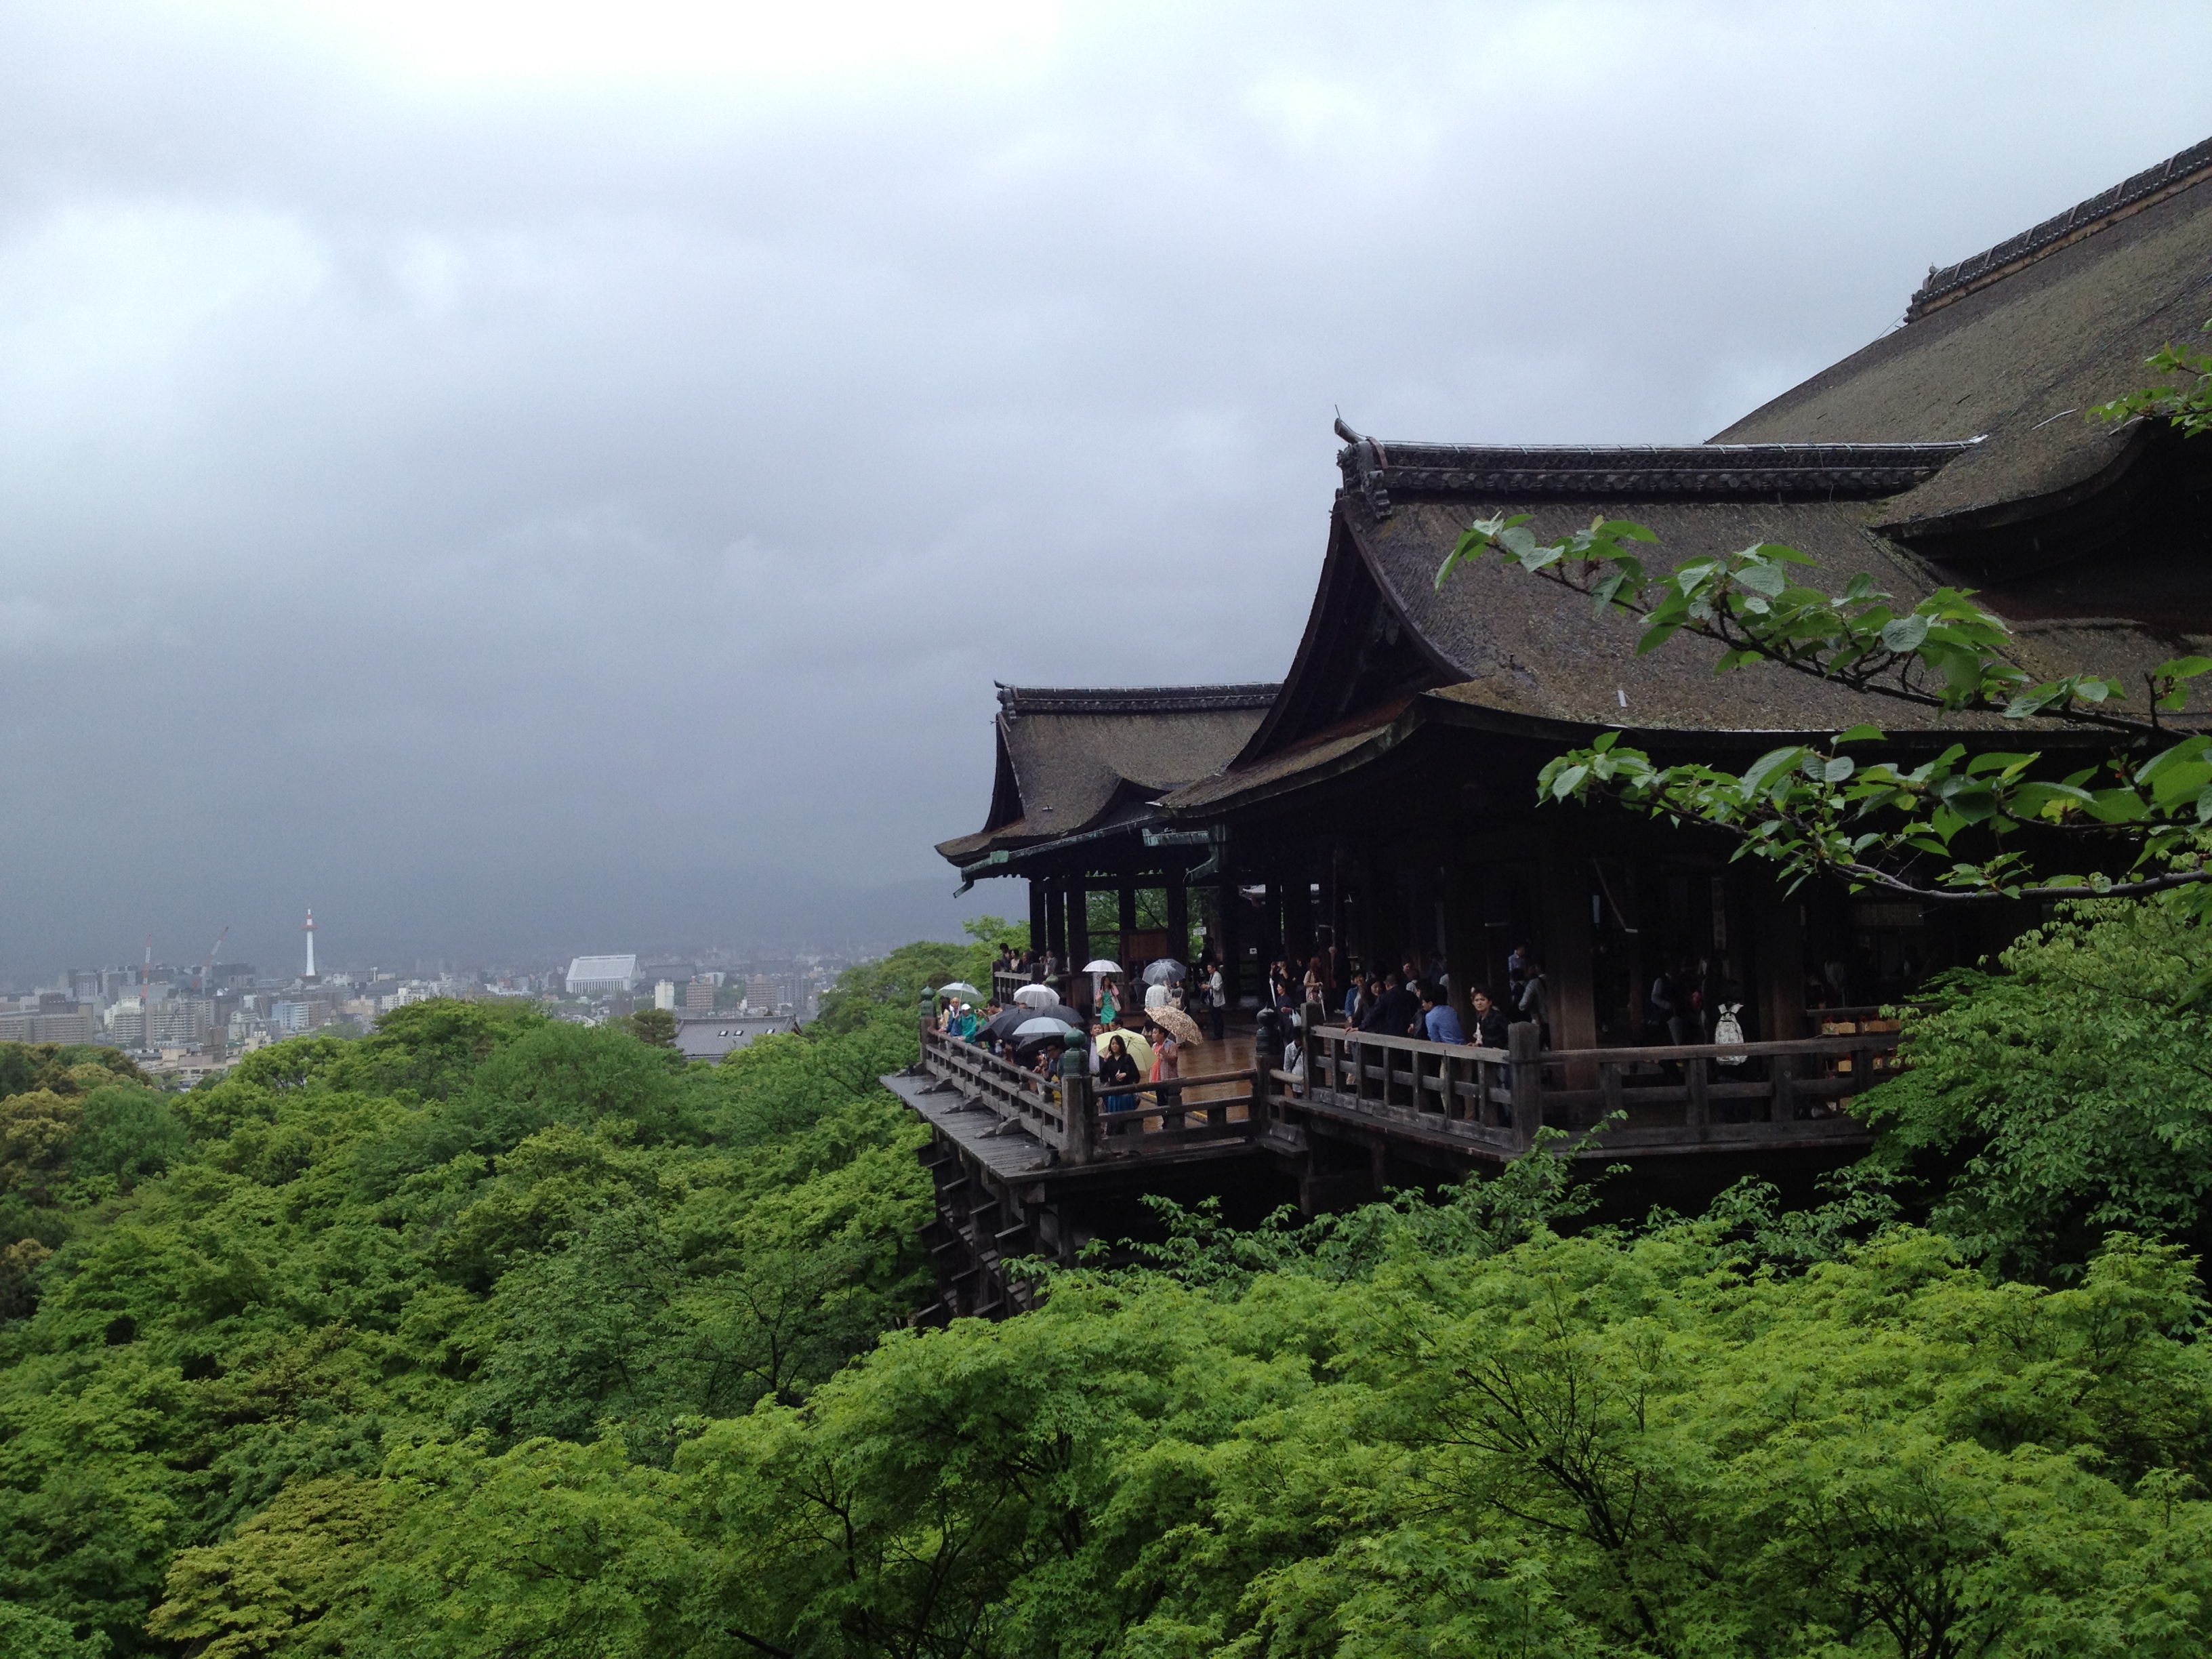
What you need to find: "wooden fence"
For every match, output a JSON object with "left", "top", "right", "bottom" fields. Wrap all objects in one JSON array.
[
  {"left": 918, "top": 1000, "right": 1904, "bottom": 1168},
  {"left": 918, "top": 1025, "right": 1260, "bottom": 1164},
  {"left": 1298, "top": 1012, "right": 1898, "bottom": 1157}
]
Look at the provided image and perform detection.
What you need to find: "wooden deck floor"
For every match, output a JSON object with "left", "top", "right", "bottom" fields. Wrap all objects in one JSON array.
[{"left": 880, "top": 1070, "right": 1057, "bottom": 1182}]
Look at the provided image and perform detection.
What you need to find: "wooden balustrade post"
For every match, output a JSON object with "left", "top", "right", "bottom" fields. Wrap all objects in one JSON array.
[
  {"left": 1254, "top": 1006, "right": 1279, "bottom": 1126},
  {"left": 1302, "top": 1000, "right": 1326, "bottom": 1099},
  {"left": 1771, "top": 1053, "right": 1795, "bottom": 1123},
  {"left": 1686, "top": 1056, "right": 1711, "bottom": 1141},
  {"left": 919, "top": 989, "right": 935, "bottom": 1066},
  {"left": 1059, "top": 1027, "right": 1093, "bottom": 1165},
  {"left": 1509, "top": 1021, "right": 1542, "bottom": 1149}
]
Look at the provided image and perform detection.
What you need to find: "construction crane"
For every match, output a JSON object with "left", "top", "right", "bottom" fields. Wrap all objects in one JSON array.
[{"left": 197, "top": 926, "right": 229, "bottom": 993}]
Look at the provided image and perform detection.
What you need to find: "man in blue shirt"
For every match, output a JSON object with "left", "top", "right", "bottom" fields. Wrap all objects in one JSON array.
[{"left": 1418, "top": 984, "right": 1465, "bottom": 1045}]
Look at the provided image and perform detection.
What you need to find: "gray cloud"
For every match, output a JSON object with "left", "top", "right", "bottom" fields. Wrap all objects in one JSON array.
[{"left": 0, "top": 0, "right": 2205, "bottom": 976}]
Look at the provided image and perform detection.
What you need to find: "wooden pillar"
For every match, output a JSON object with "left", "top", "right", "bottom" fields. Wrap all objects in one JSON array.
[
  {"left": 1166, "top": 868, "right": 1189, "bottom": 963},
  {"left": 1028, "top": 880, "right": 1048, "bottom": 956},
  {"left": 1347, "top": 852, "right": 1376, "bottom": 979},
  {"left": 1069, "top": 878, "right": 1091, "bottom": 985},
  {"left": 1325, "top": 846, "right": 1347, "bottom": 992},
  {"left": 1059, "top": 1029, "right": 1093, "bottom": 1166},
  {"left": 1045, "top": 876, "right": 1067, "bottom": 968},
  {"left": 1260, "top": 878, "right": 1284, "bottom": 972},
  {"left": 1218, "top": 878, "right": 1243, "bottom": 1010},
  {"left": 1509, "top": 1020, "right": 1543, "bottom": 1147},
  {"left": 1117, "top": 879, "right": 1137, "bottom": 964},
  {"left": 1443, "top": 863, "right": 1481, "bottom": 1023},
  {"left": 1750, "top": 865, "right": 1807, "bottom": 1044},
  {"left": 1284, "top": 872, "right": 1314, "bottom": 968},
  {"left": 1538, "top": 829, "right": 1597, "bottom": 1052},
  {"left": 1405, "top": 860, "right": 1431, "bottom": 979}
]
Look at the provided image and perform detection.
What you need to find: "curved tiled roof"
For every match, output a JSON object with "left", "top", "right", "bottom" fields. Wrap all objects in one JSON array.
[
  {"left": 996, "top": 683, "right": 1279, "bottom": 716},
  {"left": 1907, "top": 135, "right": 2212, "bottom": 321},
  {"left": 1332, "top": 424, "right": 1975, "bottom": 520},
  {"left": 938, "top": 686, "right": 1279, "bottom": 865}
]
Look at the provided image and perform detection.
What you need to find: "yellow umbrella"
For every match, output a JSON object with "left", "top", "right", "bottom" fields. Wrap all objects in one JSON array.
[{"left": 1095, "top": 1029, "right": 1153, "bottom": 1075}]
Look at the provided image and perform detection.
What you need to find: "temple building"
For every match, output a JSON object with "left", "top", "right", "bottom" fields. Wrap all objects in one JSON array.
[{"left": 941, "top": 135, "right": 2212, "bottom": 1049}]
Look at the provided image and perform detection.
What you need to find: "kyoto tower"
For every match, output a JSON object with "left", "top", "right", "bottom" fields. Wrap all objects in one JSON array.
[{"left": 302, "top": 909, "right": 319, "bottom": 984}]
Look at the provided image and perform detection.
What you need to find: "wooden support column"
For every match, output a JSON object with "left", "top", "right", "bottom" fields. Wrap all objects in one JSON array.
[
  {"left": 1749, "top": 865, "right": 1807, "bottom": 1044},
  {"left": 1443, "top": 863, "right": 1481, "bottom": 1024},
  {"left": 1538, "top": 829, "right": 1599, "bottom": 1054},
  {"left": 1045, "top": 876, "right": 1067, "bottom": 969},
  {"left": 1218, "top": 878, "right": 1243, "bottom": 1010},
  {"left": 1284, "top": 872, "right": 1314, "bottom": 968},
  {"left": 1165, "top": 868, "right": 1189, "bottom": 963},
  {"left": 1325, "top": 846, "right": 1347, "bottom": 994},
  {"left": 1028, "top": 879, "right": 1048, "bottom": 956},
  {"left": 1509, "top": 1021, "right": 1543, "bottom": 1148},
  {"left": 1069, "top": 878, "right": 1091, "bottom": 989},
  {"left": 1117, "top": 878, "right": 1137, "bottom": 964},
  {"left": 1258, "top": 877, "right": 1283, "bottom": 973}
]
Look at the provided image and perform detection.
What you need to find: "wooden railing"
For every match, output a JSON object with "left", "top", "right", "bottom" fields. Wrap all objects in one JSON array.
[
  {"left": 918, "top": 1025, "right": 1261, "bottom": 1162},
  {"left": 919, "top": 1028, "right": 1071, "bottom": 1149},
  {"left": 1298, "top": 1016, "right": 1900, "bottom": 1158},
  {"left": 920, "top": 1008, "right": 1901, "bottom": 1168},
  {"left": 1093, "top": 1068, "right": 1258, "bottom": 1153},
  {"left": 991, "top": 967, "right": 1061, "bottom": 1007}
]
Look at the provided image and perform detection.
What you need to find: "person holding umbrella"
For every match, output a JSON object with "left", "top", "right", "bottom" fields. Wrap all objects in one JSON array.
[
  {"left": 1142, "top": 1019, "right": 1177, "bottom": 1111},
  {"left": 1099, "top": 1033, "right": 1141, "bottom": 1113}
]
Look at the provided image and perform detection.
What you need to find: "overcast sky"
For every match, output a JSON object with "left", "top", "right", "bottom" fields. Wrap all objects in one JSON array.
[{"left": 1, "top": 1, "right": 2207, "bottom": 977}]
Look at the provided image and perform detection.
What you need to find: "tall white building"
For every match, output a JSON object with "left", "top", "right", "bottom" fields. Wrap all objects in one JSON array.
[{"left": 653, "top": 979, "right": 677, "bottom": 1010}]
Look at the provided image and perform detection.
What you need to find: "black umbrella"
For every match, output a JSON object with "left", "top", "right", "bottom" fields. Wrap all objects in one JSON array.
[{"left": 988, "top": 1004, "right": 1084, "bottom": 1046}]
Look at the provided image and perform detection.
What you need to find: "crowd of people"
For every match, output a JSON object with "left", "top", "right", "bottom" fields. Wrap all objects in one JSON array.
[
  {"left": 932, "top": 947, "right": 1211, "bottom": 1113},
  {"left": 949, "top": 941, "right": 1750, "bottom": 1073}
]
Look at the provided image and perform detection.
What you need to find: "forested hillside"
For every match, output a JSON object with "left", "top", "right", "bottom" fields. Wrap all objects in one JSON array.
[
  {"left": 5, "top": 905, "right": 2212, "bottom": 1657},
  {"left": 0, "top": 936, "right": 978, "bottom": 1658}
]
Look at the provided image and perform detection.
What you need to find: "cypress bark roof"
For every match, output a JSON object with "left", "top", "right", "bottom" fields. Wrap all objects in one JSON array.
[
  {"left": 1715, "top": 136, "right": 2212, "bottom": 527},
  {"left": 943, "top": 137, "right": 2212, "bottom": 855},
  {"left": 937, "top": 684, "right": 1279, "bottom": 865}
]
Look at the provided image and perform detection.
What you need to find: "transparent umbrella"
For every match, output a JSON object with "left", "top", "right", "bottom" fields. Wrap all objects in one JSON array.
[
  {"left": 1012, "top": 983, "right": 1059, "bottom": 1008},
  {"left": 1141, "top": 960, "right": 1187, "bottom": 985}
]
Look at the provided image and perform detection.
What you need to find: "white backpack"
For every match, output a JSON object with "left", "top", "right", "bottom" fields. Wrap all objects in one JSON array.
[{"left": 1713, "top": 1002, "right": 1746, "bottom": 1065}]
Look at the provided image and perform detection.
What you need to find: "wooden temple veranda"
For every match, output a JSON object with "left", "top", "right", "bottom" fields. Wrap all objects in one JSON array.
[{"left": 888, "top": 137, "right": 2212, "bottom": 1318}]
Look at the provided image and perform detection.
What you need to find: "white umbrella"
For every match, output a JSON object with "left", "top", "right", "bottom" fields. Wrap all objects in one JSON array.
[
  {"left": 939, "top": 981, "right": 981, "bottom": 999},
  {"left": 1012, "top": 983, "right": 1058, "bottom": 1008},
  {"left": 1014, "top": 1016, "right": 1074, "bottom": 1039},
  {"left": 1082, "top": 958, "right": 1123, "bottom": 975},
  {"left": 1142, "top": 959, "right": 1187, "bottom": 985}
]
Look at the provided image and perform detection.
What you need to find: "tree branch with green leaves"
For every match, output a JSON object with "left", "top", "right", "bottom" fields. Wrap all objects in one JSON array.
[{"left": 1433, "top": 500, "right": 2212, "bottom": 909}]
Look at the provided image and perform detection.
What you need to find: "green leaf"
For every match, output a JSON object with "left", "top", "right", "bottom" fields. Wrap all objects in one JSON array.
[
  {"left": 2083, "top": 787, "right": 2150, "bottom": 823},
  {"left": 1735, "top": 562, "right": 1787, "bottom": 598},
  {"left": 1834, "top": 724, "right": 1885, "bottom": 745},
  {"left": 1822, "top": 756, "right": 1856, "bottom": 783},
  {"left": 1880, "top": 614, "right": 1931, "bottom": 653}
]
